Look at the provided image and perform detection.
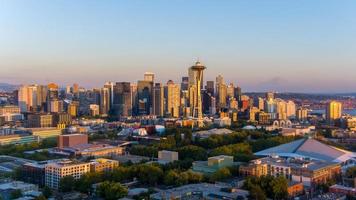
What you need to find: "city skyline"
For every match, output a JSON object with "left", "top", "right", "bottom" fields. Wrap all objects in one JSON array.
[{"left": 1, "top": 0, "right": 356, "bottom": 92}]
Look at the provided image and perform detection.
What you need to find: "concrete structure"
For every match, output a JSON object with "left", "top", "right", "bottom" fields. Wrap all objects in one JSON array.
[
  {"left": 158, "top": 150, "right": 178, "bottom": 163},
  {"left": 193, "top": 155, "right": 234, "bottom": 174},
  {"left": 45, "top": 159, "right": 90, "bottom": 189},
  {"left": 58, "top": 134, "right": 88, "bottom": 148}
]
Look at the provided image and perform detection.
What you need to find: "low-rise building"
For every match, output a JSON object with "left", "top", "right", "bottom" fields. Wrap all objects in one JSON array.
[
  {"left": 58, "top": 134, "right": 88, "bottom": 148},
  {"left": 45, "top": 159, "right": 90, "bottom": 189},
  {"left": 89, "top": 158, "right": 119, "bottom": 172},
  {"left": 0, "top": 181, "right": 38, "bottom": 200},
  {"left": 239, "top": 156, "right": 341, "bottom": 188},
  {"left": 61, "top": 143, "right": 124, "bottom": 157},
  {"left": 158, "top": 150, "right": 178, "bottom": 163},
  {"left": 150, "top": 183, "right": 249, "bottom": 200},
  {"left": 27, "top": 113, "right": 53, "bottom": 128},
  {"left": 29, "top": 128, "right": 62, "bottom": 139},
  {"left": 329, "top": 184, "right": 356, "bottom": 196},
  {"left": 193, "top": 128, "right": 233, "bottom": 139},
  {"left": 0, "top": 134, "right": 39, "bottom": 145},
  {"left": 193, "top": 155, "right": 235, "bottom": 174}
]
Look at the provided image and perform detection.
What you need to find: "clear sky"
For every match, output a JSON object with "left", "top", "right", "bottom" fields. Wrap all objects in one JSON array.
[{"left": 0, "top": 0, "right": 355, "bottom": 93}]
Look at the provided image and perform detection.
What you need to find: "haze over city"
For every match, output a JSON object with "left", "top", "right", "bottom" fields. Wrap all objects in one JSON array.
[{"left": 1, "top": 0, "right": 356, "bottom": 92}]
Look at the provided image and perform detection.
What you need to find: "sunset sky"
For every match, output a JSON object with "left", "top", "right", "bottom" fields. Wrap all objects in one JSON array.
[{"left": 0, "top": 0, "right": 356, "bottom": 93}]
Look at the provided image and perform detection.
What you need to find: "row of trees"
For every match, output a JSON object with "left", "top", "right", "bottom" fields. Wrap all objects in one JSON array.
[
  {"left": 59, "top": 161, "right": 237, "bottom": 197},
  {"left": 129, "top": 129, "right": 299, "bottom": 163}
]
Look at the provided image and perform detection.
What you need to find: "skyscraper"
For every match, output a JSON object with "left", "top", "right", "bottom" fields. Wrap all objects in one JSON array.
[
  {"left": 144, "top": 72, "right": 155, "bottom": 82},
  {"left": 227, "top": 83, "right": 235, "bottom": 98},
  {"left": 18, "top": 85, "right": 38, "bottom": 112},
  {"left": 153, "top": 83, "right": 164, "bottom": 117},
  {"left": 190, "top": 61, "right": 206, "bottom": 127},
  {"left": 47, "top": 83, "right": 59, "bottom": 101},
  {"left": 286, "top": 100, "right": 296, "bottom": 119},
  {"left": 296, "top": 107, "right": 308, "bottom": 122},
  {"left": 100, "top": 87, "right": 110, "bottom": 115},
  {"left": 217, "top": 83, "right": 227, "bottom": 110},
  {"left": 113, "top": 82, "right": 132, "bottom": 118},
  {"left": 205, "top": 81, "right": 214, "bottom": 95},
  {"left": 266, "top": 92, "right": 275, "bottom": 101},
  {"left": 165, "top": 80, "right": 180, "bottom": 118},
  {"left": 137, "top": 80, "right": 153, "bottom": 115},
  {"left": 104, "top": 82, "right": 114, "bottom": 107},
  {"left": 326, "top": 101, "right": 342, "bottom": 124},
  {"left": 258, "top": 97, "right": 264, "bottom": 110},
  {"left": 181, "top": 77, "right": 189, "bottom": 91}
]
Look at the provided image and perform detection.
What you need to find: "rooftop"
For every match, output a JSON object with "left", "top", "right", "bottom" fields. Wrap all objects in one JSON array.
[{"left": 255, "top": 137, "right": 356, "bottom": 163}]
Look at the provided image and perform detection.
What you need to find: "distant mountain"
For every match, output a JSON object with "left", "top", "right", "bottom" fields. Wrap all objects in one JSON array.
[{"left": 0, "top": 83, "right": 19, "bottom": 92}]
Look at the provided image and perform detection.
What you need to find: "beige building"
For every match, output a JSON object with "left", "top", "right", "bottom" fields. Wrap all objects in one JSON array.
[
  {"left": 165, "top": 80, "right": 180, "bottom": 118},
  {"left": 0, "top": 105, "right": 20, "bottom": 115},
  {"left": 326, "top": 101, "right": 342, "bottom": 124},
  {"left": 27, "top": 114, "right": 53, "bottom": 128},
  {"left": 90, "top": 158, "right": 119, "bottom": 172},
  {"left": 89, "top": 104, "right": 100, "bottom": 116},
  {"left": 297, "top": 107, "right": 308, "bottom": 122},
  {"left": 45, "top": 160, "right": 90, "bottom": 189},
  {"left": 158, "top": 150, "right": 179, "bottom": 163}
]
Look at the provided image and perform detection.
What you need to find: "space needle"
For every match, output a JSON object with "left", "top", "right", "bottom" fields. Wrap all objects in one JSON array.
[{"left": 191, "top": 60, "right": 206, "bottom": 127}]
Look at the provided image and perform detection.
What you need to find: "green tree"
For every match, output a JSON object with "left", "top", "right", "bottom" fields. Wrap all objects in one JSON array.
[
  {"left": 177, "top": 145, "right": 207, "bottom": 161},
  {"left": 209, "top": 167, "right": 232, "bottom": 182},
  {"left": 10, "top": 189, "right": 22, "bottom": 199},
  {"left": 75, "top": 172, "right": 103, "bottom": 193},
  {"left": 59, "top": 176, "right": 76, "bottom": 192},
  {"left": 134, "top": 164, "right": 164, "bottom": 186},
  {"left": 164, "top": 170, "right": 180, "bottom": 186},
  {"left": 34, "top": 195, "right": 47, "bottom": 200},
  {"left": 42, "top": 186, "right": 52, "bottom": 198},
  {"left": 249, "top": 185, "right": 266, "bottom": 200},
  {"left": 346, "top": 166, "right": 356, "bottom": 178},
  {"left": 271, "top": 176, "right": 288, "bottom": 200},
  {"left": 97, "top": 181, "right": 128, "bottom": 200}
]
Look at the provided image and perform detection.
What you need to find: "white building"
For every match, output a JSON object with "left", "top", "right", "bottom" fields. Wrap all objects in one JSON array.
[{"left": 45, "top": 159, "right": 90, "bottom": 189}]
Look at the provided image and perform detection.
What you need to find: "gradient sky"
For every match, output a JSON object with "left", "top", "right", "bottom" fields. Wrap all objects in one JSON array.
[{"left": 0, "top": 0, "right": 356, "bottom": 93}]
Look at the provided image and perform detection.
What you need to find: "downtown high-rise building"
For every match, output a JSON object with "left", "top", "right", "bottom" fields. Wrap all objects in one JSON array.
[
  {"left": 144, "top": 72, "right": 155, "bottom": 82},
  {"left": 113, "top": 82, "right": 132, "bottom": 118},
  {"left": 181, "top": 76, "right": 189, "bottom": 91},
  {"left": 100, "top": 87, "right": 111, "bottom": 115},
  {"left": 18, "top": 85, "right": 38, "bottom": 112},
  {"left": 205, "top": 81, "right": 214, "bottom": 95},
  {"left": 137, "top": 80, "right": 153, "bottom": 115},
  {"left": 165, "top": 80, "right": 180, "bottom": 118},
  {"left": 326, "top": 101, "right": 342, "bottom": 124},
  {"left": 286, "top": 100, "right": 296, "bottom": 119},
  {"left": 153, "top": 83, "right": 164, "bottom": 117},
  {"left": 104, "top": 82, "right": 115, "bottom": 107}
]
